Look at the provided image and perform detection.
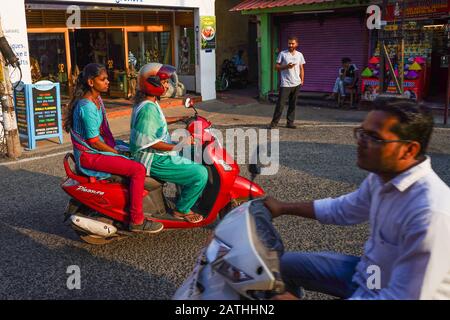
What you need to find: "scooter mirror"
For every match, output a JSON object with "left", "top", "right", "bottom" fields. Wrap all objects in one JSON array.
[
  {"left": 248, "top": 164, "right": 261, "bottom": 175},
  {"left": 184, "top": 98, "right": 191, "bottom": 109},
  {"left": 249, "top": 145, "right": 261, "bottom": 176}
]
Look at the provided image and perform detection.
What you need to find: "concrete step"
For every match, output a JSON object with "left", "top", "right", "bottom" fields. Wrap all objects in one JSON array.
[{"left": 268, "top": 90, "right": 361, "bottom": 109}]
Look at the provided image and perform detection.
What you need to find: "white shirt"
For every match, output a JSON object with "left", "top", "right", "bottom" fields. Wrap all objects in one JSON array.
[
  {"left": 420, "top": 210, "right": 450, "bottom": 299},
  {"left": 277, "top": 50, "right": 306, "bottom": 87},
  {"left": 314, "top": 157, "right": 450, "bottom": 299}
]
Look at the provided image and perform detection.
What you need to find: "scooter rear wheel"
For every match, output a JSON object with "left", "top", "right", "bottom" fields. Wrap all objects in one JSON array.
[{"left": 75, "top": 230, "right": 117, "bottom": 245}]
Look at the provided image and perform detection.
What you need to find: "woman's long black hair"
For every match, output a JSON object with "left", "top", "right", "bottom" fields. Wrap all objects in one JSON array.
[{"left": 64, "top": 63, "right": 107, "bottom": 132}]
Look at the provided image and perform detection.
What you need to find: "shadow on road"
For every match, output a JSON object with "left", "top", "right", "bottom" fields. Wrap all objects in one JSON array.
[
  {"left": 0, "top": 166, "right": 210, "bottom": 299},
  {"left": 0, "top": 220, "right": 177, "bottom": 299}
]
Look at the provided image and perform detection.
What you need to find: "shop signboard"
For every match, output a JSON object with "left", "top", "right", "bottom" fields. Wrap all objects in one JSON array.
[
  {"left": 13, "top": 80, "right": 63, "bottom": 150},
  {"left": 386, "top": 0, "right": 450, "bottom": 21},
  {"left": 200, "top": 16, "right": 216, "bottom": 50}
]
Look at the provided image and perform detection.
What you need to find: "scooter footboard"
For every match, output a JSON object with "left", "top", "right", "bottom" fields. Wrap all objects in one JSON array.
[{"left": 230, "top": 176, "right": 265, "bottom": 200}]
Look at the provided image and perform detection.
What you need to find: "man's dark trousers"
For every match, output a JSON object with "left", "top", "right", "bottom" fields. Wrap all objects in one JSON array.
[{"left": 271, "top": 85, "right": 300, "bottom": 125}]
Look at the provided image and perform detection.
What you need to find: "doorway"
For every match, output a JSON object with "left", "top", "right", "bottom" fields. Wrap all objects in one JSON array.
[
  {"left": 27, "top": 31, "right": 70, "bottom": 96},
  {"left": 426, "top": 19, "right": 448, "bottom": 104},
  {"left": 70, "top": 29, "right": 126, "bottom": 98}
]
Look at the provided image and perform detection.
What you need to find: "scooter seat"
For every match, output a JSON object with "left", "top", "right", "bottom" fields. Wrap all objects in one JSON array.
[
  {"left": 108, "top": 175, "right": 163, "bottom": 192},
  {"left": 144, "top": 177, "right": 163, "bottom": 191}
]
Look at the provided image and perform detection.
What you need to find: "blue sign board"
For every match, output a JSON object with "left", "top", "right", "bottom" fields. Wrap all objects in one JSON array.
[{"left": 14, "top": 81, "right": 63, "bottom": 150}]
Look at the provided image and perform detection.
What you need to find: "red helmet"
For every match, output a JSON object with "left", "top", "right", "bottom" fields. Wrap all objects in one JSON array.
[{"left": 137, "top": 63, "right": 177, "bottom": 96}]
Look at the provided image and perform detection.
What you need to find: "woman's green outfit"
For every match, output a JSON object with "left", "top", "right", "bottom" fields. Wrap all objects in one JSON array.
[{"left": 130, "top": 100, "right": 208, "bottom": 214}]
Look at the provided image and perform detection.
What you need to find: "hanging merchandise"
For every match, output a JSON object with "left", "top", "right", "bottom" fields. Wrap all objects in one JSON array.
[
  {"left": 409, "top": 61, "right": 422, "bottom": 71},
  {"left": 405, "top": 70, "right": 419, "bottom": 80},
  {"left": 414, "top": 56, "right": 426, "bottom": 64},
  {"left": 360, "top": 16, "right": 439, "bottom": 102},
  {"left": 361, "top": 67, "right": 374, "bottom": 77},
  {"left": 368, "top": 56, "right": 380, "bottom": 64}
]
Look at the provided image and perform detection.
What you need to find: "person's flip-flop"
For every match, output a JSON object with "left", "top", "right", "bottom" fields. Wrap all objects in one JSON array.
[{"left": 172, "top": 211, "right": 204, "bottom": 224}]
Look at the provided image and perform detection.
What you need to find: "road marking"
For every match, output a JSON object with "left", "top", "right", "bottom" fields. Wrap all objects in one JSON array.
[{"left": 0, "top": 150, "right": 69, "bottom": 167}]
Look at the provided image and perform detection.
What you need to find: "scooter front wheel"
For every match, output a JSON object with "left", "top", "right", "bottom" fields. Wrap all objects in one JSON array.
[{"left": 219, "top": 197, "right": 249, "bottom": 220}]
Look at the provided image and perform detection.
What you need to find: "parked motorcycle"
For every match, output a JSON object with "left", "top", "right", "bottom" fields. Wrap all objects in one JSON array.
[
  {"left": 61, "top": 98, "right": 265, "bottom": 245},
  {"left": 216, "top": 59, "right": 249, "bottom": 92}
]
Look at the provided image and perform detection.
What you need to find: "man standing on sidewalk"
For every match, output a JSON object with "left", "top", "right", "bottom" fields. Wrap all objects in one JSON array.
[{"left": 269, "top": 36, "right": 306, "bottom": 129}]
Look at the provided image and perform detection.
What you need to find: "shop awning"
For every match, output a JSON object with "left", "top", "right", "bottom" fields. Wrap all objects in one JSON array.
[{"left": 230, "top": 0, "right": 336, "bottom": 12}]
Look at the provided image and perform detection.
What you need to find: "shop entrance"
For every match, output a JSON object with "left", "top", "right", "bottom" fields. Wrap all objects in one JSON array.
[
  {"left": 70, "top": 29, "right": 126, "bottom": 98},
  {"left": 28, "top": 29, "right": 71, "bottom": 96},
  {"left": 364, "top": 18, "right": 449, "bottom": 106},
  {"left": 426, "top": 19, "right": 448, "bottom": 104}
]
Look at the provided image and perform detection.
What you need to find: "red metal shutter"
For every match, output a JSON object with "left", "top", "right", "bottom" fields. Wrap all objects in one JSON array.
[{"left": 279, "top": 14, "right": 369, "bottom": 92}]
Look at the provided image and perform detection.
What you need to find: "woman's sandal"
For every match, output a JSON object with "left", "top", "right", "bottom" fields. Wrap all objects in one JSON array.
[{"left": 172, "top": 211, "right": 204, "bottom": 224}]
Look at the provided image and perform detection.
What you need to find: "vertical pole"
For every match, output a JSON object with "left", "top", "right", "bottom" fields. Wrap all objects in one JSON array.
[
  {"left": 64, "top": 29, "right": 72, "bottom": 95},
  {"left": 0, "top": 18, "right": 22, "bottom": 158},
  {"left": 259, "top": 13, "right": 271, "bottom": 100},
  {"left": 123, "top": 28, "right": 129, "bottom": 98},
  {"left": 400, "top": 0, "right": 406, "bottom": 96},
  {"left": 171, "top": 12, "right": 176, "bottom": 66},
  {"left": 445, "top": 55, "right": 449, "bottom": 125},
  {"left": 445, "top": 21, "right": 450, "bottom": 125},
  {"left": 379, "top": 0, "right": 389, "bottom": 94},
  {"left": 400, "top": 39, "right": 404, "bottom": 95},
  {"left": 270, "top": 14, "right": 274, "bottom": 93}
]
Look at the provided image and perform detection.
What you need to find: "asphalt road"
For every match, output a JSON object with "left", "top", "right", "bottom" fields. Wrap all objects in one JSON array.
[{"left": 1, "top": 108, "right": 450, "bottom": 300}]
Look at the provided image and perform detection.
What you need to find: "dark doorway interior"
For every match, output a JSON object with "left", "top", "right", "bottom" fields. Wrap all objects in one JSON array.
[
  {"left": 70, "top": 29, "right": 125, "bottom": 98},
  {"left": 248, "top": 20, "right": 259, "bottom": 85}
]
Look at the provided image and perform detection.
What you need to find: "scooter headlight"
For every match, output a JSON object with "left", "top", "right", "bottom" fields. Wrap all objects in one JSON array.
[
  {"left": 213, "top": 259, "right": 254, "bottom": 283},
  {"left": 206, "top": 237, "right": 253, "bottom": 283}
]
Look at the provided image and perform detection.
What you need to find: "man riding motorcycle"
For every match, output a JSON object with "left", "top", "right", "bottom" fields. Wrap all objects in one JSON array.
[{"left": 265, "top": 99, "right": 450, "bottom": 300}]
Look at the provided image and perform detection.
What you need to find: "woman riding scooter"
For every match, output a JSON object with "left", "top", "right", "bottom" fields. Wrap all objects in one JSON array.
[
  {"left": 64, "top": 63, "right": 163, "bottom": 234},
  {"left": 130, "top": 63, "right": 208, "bottom": 224}
]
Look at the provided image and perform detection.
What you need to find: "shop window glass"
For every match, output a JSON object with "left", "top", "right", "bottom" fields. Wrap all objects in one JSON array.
[
  {"left": 127, "top": 31, "right": 172, "bottom": 71},
  {"left": 28, "top": 33, "right": 69, "bottom": 95},
  {"left": 70, "top": 29, "right": 126, "bottom": 98},
  {"left": 178, "top": 27, "right": 195, "bottom": 75}
]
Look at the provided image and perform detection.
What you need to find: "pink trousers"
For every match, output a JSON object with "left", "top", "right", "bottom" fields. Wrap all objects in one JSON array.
[{"left": 80, "top": 152, "right": 146, "bottom": 225}]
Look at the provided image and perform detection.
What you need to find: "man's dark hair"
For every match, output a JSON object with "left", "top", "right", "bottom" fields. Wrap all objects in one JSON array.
[
  {"left": 342, "top": 57, "right": 352, "bottom": 64},
  {"left": 373, "top": 98, "right": 434, "bottom": 157},
  {"left": 288, "top": 36, "right": 298, "bottom": 42}
]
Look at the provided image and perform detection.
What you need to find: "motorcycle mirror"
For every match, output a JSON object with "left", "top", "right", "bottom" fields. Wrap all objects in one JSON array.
[
  {"left": 248, "top": 164, "right": 261, "bottom": 176},
  {"left": 249, "top": 145, "right": 262, "bottom": 176},
  {"left": 184, "top": 98, "right": 191, "bottom": 109}
]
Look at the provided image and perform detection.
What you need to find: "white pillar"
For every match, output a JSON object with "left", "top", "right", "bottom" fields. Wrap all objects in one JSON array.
[
  {"left": 196, "top": 3, "right": 216, "bottom": 101},
  {"left": 0, "top": 0, "right": 31, "bottom": 83}
]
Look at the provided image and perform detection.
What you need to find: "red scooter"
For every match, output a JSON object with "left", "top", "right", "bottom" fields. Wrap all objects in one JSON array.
[{"left": 61, "top": 98, "right": 265, "bottom": 244}]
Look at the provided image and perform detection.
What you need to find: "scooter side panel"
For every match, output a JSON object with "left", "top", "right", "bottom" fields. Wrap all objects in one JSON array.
[{"left": 62, "top": 181, "right": 129, "bottom": 222}]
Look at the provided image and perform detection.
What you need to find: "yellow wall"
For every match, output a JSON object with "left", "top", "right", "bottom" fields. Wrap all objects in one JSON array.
[{"left": 215, "top": 0, "right": 250, "bottom": 76}]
